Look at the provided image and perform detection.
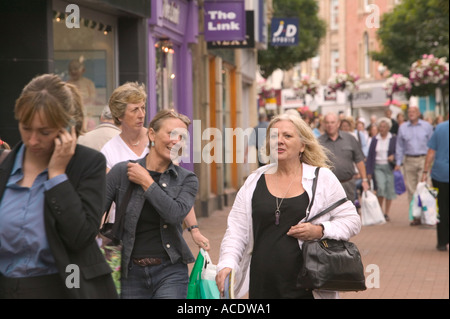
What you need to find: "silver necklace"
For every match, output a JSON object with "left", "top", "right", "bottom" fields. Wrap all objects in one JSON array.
[
  {"left": 274, "top": 170, "right": 298, "bottom": 226},
  {"left": 131, "top": 140, "right": 140, "bottom": 146}
]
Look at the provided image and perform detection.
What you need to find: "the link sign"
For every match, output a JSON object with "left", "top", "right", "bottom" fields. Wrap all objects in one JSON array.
[{"left": 204, "top": 0, "right": 246, "bottom": 42}]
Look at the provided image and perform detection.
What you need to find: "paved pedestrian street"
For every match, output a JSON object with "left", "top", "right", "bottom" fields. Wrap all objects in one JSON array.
[{"left": 184, "top": 192, "right": 449, "bottom": 299}]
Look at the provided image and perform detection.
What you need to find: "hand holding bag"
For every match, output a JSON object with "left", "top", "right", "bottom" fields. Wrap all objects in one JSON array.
[
  {"left": 187, "top": 249, "right": 220, "bottom": 299},
  {"left": 297, "top": 167, "right": 366, "bottom": 292}
]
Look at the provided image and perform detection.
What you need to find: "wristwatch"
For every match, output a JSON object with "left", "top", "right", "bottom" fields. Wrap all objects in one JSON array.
[{"left": 187, "top": 225, "right": 199, "bottom": 232}]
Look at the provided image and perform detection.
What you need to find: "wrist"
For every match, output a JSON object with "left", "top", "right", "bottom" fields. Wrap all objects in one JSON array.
[
  {"left": 362, "top": 178, "right": 368, "bottom": 182},
  {"left": 318, "top": 224, "right": 324, "bottom": 238},
  {"left": 187, "top": 225, "right": 199, "bottom": 232},
  {"left": 422, "top": 171, "right": 428, "bottom": 174}
]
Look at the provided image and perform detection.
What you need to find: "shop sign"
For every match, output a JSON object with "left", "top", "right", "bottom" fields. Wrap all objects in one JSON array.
[
  {"left": 270, "top": 18, "right": 299, "bottom": 46},
  {"left": 204, "top": 0, "right": 246, "bottom": 41},
  {"left": 281, "top": 89, "right": 303, "bottom": 108},
  {"left": 163, "top": 0, "right": 180, "bottom": 25},
  {"left": 352, "top": 85, "right": 386, "bottom": 107},
  {"left": 207, "top": 11, "right": 254, "bottom": 49}
]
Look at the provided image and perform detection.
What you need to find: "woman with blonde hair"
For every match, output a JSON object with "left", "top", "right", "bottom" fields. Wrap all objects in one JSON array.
[
  {"left": 216, "top": 113, "right": 361, "bottom": 299},
  {"left": 100, "top": 82, "right": 209, "bottom": 253},
  {"left": 104, "top": 109, "right": 199, "bottom": 298}
]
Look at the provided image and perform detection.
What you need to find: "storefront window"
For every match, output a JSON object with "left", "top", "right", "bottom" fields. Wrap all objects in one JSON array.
[
  {"left": 52, "top": 1, "right": 116, "bottom": 130},
  {"left": 155, "top": 39, "right": 176, "bottom": 111}
]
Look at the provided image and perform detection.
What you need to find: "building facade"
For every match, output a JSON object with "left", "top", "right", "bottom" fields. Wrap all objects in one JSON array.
[
  {"left": 0, "top": 0, "right": 150, "bottom": 145},
  {"left": 192, "top": 0, "right": 270, "bottom": 216},
  {"left": 147, "top": 0, "right": 199, "bottom": 173}
]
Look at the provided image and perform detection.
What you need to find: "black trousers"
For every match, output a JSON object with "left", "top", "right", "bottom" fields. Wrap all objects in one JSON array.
[
  {"left": 432, "top": 179, "right": 449, "bottom": 247},
  {"left": 0, "top": 273, "right": 69, "bottom": 299}
]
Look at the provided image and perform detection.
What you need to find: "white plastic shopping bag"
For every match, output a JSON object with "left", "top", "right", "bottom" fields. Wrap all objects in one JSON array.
[
  {"left": 361, "top": 190, "right": 386, "bottom": 226},
  {"left": 187, "top": 248, "right": 220, "bottom": 299},
  {"left": 412, "top": 182, "right": 438, "bottom": 225}
]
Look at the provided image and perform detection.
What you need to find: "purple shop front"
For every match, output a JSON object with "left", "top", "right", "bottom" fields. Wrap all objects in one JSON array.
[{"left": 148, "top": 0, "right": 199, "bottom": 170}]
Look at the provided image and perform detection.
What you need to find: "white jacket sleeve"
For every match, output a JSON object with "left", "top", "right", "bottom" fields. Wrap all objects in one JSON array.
[
  {"left": 301, "top": 168, "right": 361, "bottom": 244},
  {"left": 217, "top": 183, "right": 251, "bottom": 273}
]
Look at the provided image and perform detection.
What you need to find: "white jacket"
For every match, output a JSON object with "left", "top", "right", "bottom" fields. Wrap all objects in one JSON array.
[{"left": 217, "top": 162, "right": 362, "bottom": 299}]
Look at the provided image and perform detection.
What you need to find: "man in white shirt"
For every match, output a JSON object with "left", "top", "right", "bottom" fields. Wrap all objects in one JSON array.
[{"left": 78, "top": 105, "right": 121, "bottom": 151}]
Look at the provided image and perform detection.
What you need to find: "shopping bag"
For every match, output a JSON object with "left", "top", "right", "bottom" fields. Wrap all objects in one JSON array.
[
  {"left": 187, "top": 249, "right": 220, "bottom": 299},
  {"left": 361, "top": 190, "right": 386, "bottom": 226},
  {"left": 412, "top": 182, "right": 438, "bottom": 225},
  {"left": 410, "top": 183, "right": 423, "bottom": 220},
  {"left": 100, "top": 244, "right": 121, "bottom": 294},
  {"left": 393, "top": 170, "right": 406, "bottom": 195}
]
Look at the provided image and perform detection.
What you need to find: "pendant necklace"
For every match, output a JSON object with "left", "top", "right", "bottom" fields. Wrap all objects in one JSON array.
[{"left": 274, "top": 168, "right": 299, "bottom": 226}]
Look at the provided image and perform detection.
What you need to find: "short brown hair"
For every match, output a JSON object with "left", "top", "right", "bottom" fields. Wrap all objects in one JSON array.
[
  {"left": 14, "top": 74, "right": 85, "bottom": 137},
  {"left": 109, "top": 82, "right": 147, "bottom": 126}
]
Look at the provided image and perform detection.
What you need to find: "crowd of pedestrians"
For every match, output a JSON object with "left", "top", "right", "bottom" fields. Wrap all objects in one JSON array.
[{"left": 0, "top": 73, "right": 448, "bottom": 299}]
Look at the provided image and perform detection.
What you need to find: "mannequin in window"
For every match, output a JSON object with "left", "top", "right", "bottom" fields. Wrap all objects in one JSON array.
[{"left": 67, "top": 59, "right": 96, "bottom": 107}]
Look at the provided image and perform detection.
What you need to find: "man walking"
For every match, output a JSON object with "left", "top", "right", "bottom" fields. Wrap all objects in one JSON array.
[
  {"left": 77, "top": 105, "right": 121, "bottom": 151},
  {"left": 319, "top": 112, "right": 369, "bottom": 203},
  {"left": 395, "top": 106, "right": 433, "bottom": 225},
  {"left": 421, "top": 120, "right": 449, "bottom": 250}
]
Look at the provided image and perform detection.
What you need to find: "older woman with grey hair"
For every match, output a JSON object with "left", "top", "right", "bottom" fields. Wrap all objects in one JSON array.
[{"left": 366, "top": 117, "right": 397, "bottom": 221}]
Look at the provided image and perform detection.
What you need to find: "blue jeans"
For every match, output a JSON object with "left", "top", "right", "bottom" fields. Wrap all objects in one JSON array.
[{"left": 120, "top": 259, "right": 188, "bottom": 299}]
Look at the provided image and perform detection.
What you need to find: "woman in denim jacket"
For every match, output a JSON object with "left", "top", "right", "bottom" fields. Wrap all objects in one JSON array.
[{"left": 105, "top": 109, "right": 198, "bottom": 299}]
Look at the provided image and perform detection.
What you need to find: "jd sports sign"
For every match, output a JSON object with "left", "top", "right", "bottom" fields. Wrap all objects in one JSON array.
[{"left": 270, "top": 18, "right": 299, "bottom": 46}]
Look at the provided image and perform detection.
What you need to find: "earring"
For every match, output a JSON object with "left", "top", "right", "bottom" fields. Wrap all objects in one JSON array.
[{"left": 151, "top": 141, "right": 155, "bottom": 147}]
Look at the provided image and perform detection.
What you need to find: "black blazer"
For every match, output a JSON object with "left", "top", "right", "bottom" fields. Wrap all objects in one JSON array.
[{"left": 0, "top": 143, "right": 117, "bottom": 298}]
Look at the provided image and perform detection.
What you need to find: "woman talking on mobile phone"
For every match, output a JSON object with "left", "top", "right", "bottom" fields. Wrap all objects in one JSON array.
[{"left": 0, "top": 74, "right": 117, "bottom": 299}]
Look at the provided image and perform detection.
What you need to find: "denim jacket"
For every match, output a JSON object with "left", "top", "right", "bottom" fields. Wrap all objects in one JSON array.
[{"left": 104, "top": 155, "right": 198, "bottom": 278}]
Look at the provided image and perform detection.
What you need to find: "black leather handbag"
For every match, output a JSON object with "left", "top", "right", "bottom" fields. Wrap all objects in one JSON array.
[{"left": 297, "top": 167, "right": 366, "bottom": 292}]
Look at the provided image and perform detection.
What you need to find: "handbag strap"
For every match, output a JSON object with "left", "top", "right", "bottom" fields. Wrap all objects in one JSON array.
[
  {"left": 305, "top": 166, "right": 348, "bottom": 223},
  {"left": 305, "top": 197, "right": 348, "bottom": 223},
  {"left": 112, "top": 182, "right": 134, "bottom": 238},
  {"left": 102, "top": 160, "right": 138, "bottom": 226},
  {"left": 306, "top": 167, "right": 320, "bottom": 215},
  {"left": 103, "top": 182, "right": 134, "bottom": 228}
]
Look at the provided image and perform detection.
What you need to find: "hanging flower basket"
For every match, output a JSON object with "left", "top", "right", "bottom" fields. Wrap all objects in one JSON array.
[
  {"left": 409, "top": 54, "right": 449, "bottom": 96},
  {"left": 293, "top": 75, "right": 321, "bottom": 97},
  {"left": 383, "top": 74, "right": 412, "bottom": 97},
  {"left": 327, "top": 70, "right": 360, "bottom": 93},
  {"left": 409, "top": 54, "right": 449, "bottom": 86}
]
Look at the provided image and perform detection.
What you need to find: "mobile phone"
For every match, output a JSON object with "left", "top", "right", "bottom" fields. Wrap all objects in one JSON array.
[{"left": 65, "top": 119, "right": 76, "bottom": 133}]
